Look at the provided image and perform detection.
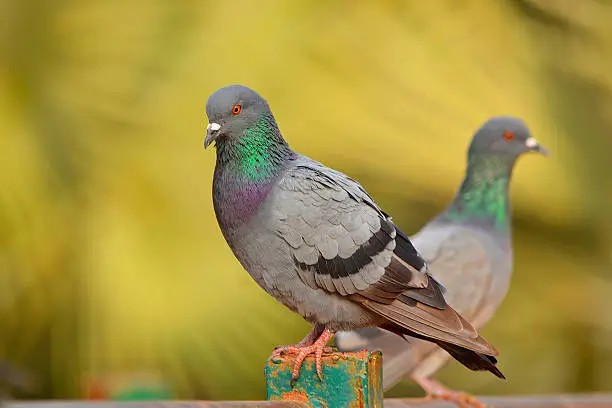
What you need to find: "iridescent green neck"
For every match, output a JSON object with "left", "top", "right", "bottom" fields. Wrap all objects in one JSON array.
[
  {"left": 216, "top": 112, "right": 293, "bottom": 181},
  {"left": 442, "top": 154, "right": 516, "bottom": 229}
]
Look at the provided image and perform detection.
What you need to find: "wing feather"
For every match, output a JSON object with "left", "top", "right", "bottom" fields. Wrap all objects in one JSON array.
[{"left": 272, "top": 156, "right": 498, "bottom": 357}]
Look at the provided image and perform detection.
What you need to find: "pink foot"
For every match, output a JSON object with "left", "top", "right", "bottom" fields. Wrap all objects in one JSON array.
[
  {"left": 414, "top": 377, "right": 487, "bottom": 408},
  {"left": 270, "top": 328, "right": 335, "bottom": 383}
]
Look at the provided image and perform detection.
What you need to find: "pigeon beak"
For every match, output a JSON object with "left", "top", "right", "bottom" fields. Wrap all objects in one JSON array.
[
  {"left": 525, "top": 137, "right": 549, "bottom": 157},
  {"left": 204, "top": 122, "right": 222, "bottom": 149}
]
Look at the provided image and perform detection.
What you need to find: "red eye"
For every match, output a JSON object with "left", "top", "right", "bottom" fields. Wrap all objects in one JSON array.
[
  {"left": 232, "top": 104, "right": 242, "bottom": 115},
  {"left": 503, "top": 130, "right": 515, "bottom": 141}
]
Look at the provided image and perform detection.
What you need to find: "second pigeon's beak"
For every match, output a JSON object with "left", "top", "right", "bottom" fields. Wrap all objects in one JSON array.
[
  {"left": 204, "top": 122, "right": 222, "bottom": 149},
  {"left": 525, "top": 137, "right": 549, "bottom": 157}
]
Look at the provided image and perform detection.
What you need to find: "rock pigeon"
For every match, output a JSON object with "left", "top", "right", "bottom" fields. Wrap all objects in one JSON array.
[
  {"left": 203, "top": 85, "right": 503, "bottom": 384},
  {"left": 336, "top": 116, "right": 547, "bottom": 404}
]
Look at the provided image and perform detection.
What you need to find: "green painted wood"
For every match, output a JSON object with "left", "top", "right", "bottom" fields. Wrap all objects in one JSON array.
[{"left": 265, "top": 350, "right": 383, "bottom": 408}]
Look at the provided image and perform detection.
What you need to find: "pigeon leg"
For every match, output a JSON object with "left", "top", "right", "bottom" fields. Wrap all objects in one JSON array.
[
  {"left": 271, "top": 323, "right": 325, "bottom": 359},
  {"left": 296, "top": 323, "right": 325, "bottom": 347},
  {"left": 270, "top": 327, "right": 335, "bottom": 383},
  {"left": 413, "top": 377, "right": 487, "bottom": 408},
  {"left": 290, "top": 328, "right": 335, "bottom": 382}
]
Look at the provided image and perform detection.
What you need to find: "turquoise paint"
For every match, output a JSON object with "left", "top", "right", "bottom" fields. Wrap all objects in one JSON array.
[{"left": 266, "top": 350, "right": 382, "bottom": 408}]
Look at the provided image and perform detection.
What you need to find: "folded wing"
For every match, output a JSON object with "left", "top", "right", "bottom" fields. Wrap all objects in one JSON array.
[{"left": 273, "top": 158, "right": 499, "bottom": 359}]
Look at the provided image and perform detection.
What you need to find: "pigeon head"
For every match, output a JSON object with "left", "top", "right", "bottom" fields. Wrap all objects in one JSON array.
[
  {"left": 204, "top": 85, "right": 278, "bottom": 149},
  {"left": 443, "top": 116, "right": 548, "bottom": 228},
  {"left": 468, "top": 116, "right": 548, "bottom": 159}
]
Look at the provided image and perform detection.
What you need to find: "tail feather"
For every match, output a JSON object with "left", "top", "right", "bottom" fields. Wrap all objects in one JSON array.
[
  {"left": 377, "top": 323, "right": 505, "bottom": 380},
  {"left": 359, "top": 294, "right": 498, "bottom": 356},
  {"left": 435, "top": 341, "right": 505, "bottom": 379}
]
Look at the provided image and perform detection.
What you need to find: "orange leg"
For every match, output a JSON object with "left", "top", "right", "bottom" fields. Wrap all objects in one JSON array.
[
  {"left": 413, "top": 377, "right": 487, "bottom": 408},
  {"left": 271, "top": 326, "right": 336, "bottom": 383}
]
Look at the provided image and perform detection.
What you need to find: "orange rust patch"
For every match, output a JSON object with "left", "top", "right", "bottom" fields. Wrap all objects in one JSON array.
[
  {"left": 335, "top": 349, "right": 368, "bottom": 359},
  {"left": 370, "top": 352, "right": 382, "bottom": 385},
  {"left": 350, "top": 387, "right": 365, "bottom": 408},
  {"left": 369, "top": 351, "right": 383, "bottom": 407},
  {"left": 280, "top": 389, "right": 310, "bottom": 403}
]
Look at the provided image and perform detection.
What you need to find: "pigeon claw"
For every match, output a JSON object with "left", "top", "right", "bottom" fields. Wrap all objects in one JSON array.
[
  {"left": 271, "top": 328, "right": 335, "bottom": 384},
  {"left": 414, "top": 377, "right": 487, "bottom": 408}
]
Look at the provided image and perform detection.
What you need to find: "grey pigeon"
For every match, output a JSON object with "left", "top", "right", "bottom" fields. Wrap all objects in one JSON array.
[
  {"left": 336, "top": 116, "right": 547, "bottom": 403},
  {"left": 203, "top": 85, "right": 504, "bottom": 384}
]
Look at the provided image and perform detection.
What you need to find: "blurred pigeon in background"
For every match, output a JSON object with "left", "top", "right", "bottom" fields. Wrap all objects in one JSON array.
[
  {"left": 336, "top": 117, "right": 548, "bottom": 406},
  {"left": 203, "top": 85, "right": 504, "bottom": 387}
]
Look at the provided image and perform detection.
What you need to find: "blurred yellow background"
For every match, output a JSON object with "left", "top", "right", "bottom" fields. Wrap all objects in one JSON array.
[{"left": 1, "top": 0, "right": 611, "bottom": 400}]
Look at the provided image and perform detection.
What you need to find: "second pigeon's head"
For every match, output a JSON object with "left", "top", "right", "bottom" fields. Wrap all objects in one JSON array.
[
  {"left": 204, "top": 85, "right": 277, "bottom": 149},
  {"left": 468, "top": 116, "right": 548, "bottom": 159}
]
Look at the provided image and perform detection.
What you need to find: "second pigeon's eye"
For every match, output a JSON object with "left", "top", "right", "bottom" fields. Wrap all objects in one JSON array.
[
  {"left": 503, "top": 130, "right": 514, "bottom": 141},
  {"left": 232, "top": 104, "right": 242, "bottom": 115}
]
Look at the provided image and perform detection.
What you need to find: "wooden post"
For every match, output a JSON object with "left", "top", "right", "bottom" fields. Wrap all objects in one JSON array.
[{"left": 265, "top": 350, "right": 383, "bottom": 408}]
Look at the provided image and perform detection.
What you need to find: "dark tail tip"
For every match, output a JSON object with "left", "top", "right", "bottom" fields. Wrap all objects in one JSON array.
[
  {"left": 488, "top": 362, "right": 506, "bottom": 379},
  {"left": 481, "top": 354, "right": 505, "bottom": 379},
  {"left": 436, "top": 342, "right": 505, "bottom": 380}
]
